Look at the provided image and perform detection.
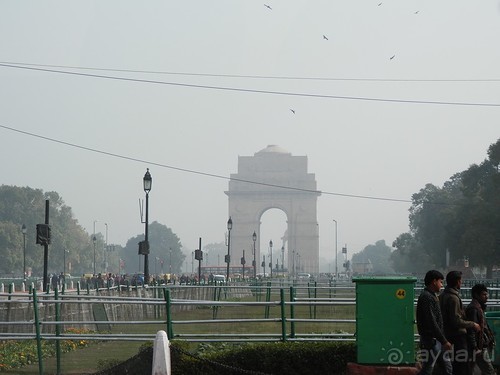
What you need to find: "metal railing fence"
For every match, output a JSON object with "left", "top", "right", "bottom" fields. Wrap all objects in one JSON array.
[{"left": 2, "top": 280, "right": 500, "bottom": 374}]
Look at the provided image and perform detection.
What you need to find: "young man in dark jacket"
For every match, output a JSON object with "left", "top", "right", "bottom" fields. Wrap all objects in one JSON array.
[
  {"left": 466, "top": 284, "right": 496, "bottom": 375},
  {"left": 440, "top": 270, "right": 480, "bottom": 375},
  {"left": 416, "top": 270, "right": 452, "bottom": 375}
]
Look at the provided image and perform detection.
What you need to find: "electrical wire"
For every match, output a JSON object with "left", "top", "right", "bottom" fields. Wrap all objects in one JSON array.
[
  {"left": 0, "top": 124, "right": 411, "bottom": 204},
  {"left": 0, "top": 63, "right": 499, "bottom": 107},
  {"left": 2, "top": 61, "right": 500, "bottom": 82}
]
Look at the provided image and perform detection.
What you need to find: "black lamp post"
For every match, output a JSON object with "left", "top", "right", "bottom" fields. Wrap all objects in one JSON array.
[
  {"left": 104, "top": 223, "right": 108, "bottom": 272},
  {"left": 333, "top": 219, "right": 338, "bottom": 279},
  {"left": 281, "top": 245, "right": 285, "bottom": 273},
  {"left": 169, "top": 247, "right": 172, "bottom": 275},
  {"left": 21, "top": 224, "right": 27, "bottom": 282},
  {"left": 63, "top": 249, "right": 68, "bottom": 276},
  {"left": 269, "top": 240, "right": 273, "bottom": 278},
  {"left": 252, "top": 231, "right": 257, "bottom": 279},
  {"left": 93, "top": 220, "right": 98, "bottom": 275},
  {"left": 226, "top": 217, "right": 232, "bottom": 284},
  {"left": 143, "top": 168, "right": 152, "bottom": 285},
  {"left": 92, "top": 235, "right": 97, "bottom": 275}
]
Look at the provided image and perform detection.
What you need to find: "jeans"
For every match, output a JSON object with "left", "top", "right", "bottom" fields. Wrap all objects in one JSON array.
[
  {"left": 470, "top": 348, "right": 496, "bottom": 375},
  {"left": 448, "top": 334, "right": 469, "bottom": 375},
  {"left": 417, "top": 338, "right": 452, "bottom": 375}
]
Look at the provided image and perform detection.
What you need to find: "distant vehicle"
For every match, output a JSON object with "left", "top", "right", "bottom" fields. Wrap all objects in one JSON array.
[
  {"left": 297, "top": 272, "right": 311, "bottom": 280},
  {"left": 213, "top": 274, "right": 226, "bottom": 283}
]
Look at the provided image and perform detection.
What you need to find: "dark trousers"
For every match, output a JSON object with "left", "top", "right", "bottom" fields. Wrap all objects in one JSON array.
[{"left": 448, "top": 334, "right": 469, "bottom": 375}]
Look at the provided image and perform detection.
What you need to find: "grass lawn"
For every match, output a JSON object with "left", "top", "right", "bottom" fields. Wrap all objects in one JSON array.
[{"left": 4, "top": 340, "right": 144, "bottom": 375}]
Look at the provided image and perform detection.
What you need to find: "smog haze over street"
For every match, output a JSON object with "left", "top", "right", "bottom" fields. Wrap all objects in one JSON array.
[{"left": 1, "top": 1, "right": 499, "bottom": 270}]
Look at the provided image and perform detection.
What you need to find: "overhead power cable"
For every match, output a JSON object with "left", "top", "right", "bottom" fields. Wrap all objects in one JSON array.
[
  {"left": 0, "top": 63, "right": 499, "bottom": 107},
  {"left": 2, "top": 61, "right": 500, "bottom": 82},
  {"left": 0, "top": 124, "right": 411, "bottom": 204}
]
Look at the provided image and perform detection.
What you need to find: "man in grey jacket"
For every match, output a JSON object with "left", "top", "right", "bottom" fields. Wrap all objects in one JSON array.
[{"left": 440, "top": 270, "right": 480, "bottom": 375}]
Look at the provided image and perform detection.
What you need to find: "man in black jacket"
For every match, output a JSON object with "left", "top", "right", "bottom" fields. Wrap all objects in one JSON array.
[
  {"left": 416, "top": 270, "right": 452, "bottom": 375},
  {"left": 466, "top": 284, "right": 496, "bottom": 375}
]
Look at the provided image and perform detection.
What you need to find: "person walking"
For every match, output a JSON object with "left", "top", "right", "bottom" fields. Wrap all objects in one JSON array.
[
  {"left": 416, "top": 270, "right": 452, "bottom": 375},
  {"left": 440, "top": 270, "right": 480, "bottom": 375},
  {"left": 466, "top": 284, "right": 496, "bottom": 375}
]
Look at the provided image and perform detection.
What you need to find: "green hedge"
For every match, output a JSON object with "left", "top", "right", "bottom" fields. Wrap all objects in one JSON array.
[{"left": 96, "top": 341, "right": 356, "bottom": 375}]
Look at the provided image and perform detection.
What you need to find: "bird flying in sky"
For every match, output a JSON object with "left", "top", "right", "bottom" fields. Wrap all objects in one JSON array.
[
  {"left": 264, "top": 4, "right": 272, "bottom": 10},
  {"left": 290, "top": 109, "right": 295, "bottom": 114},
  {"left": 390, "top": 54, "right": 395, "bottom": 60},
  {"left": 323, "top": 35, "right": 328, "bottom": 40}
]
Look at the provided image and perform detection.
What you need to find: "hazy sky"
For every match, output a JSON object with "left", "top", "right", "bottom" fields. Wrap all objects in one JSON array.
[{"left": 1, "top": 1, "right": 499, "bottom": 269}]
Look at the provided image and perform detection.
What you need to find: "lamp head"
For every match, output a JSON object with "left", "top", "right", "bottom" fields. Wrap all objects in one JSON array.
[
  {"left": 269, "top": 240, "right": 273, "bottom": 248},
  {"left": 22, "top": 224, "right": 27, "bottom": 234},
  {"left": 143, "top": 168, "right": 152, "bottom": 193},
  {"left": 252, "top": 231, "right": 256, "bottom": 242},
  {"left": 227, "top": 217, "right": 233, "bottom": 231}
]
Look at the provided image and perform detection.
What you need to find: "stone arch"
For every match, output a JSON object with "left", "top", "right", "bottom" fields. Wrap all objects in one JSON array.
[{"left": 225, "top": 145, "right": 320, "bottom": 275}]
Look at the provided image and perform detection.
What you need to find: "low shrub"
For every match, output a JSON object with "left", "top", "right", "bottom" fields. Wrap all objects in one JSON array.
[{"left": 96, "top": 340, "right": 356, "bottom": 375}]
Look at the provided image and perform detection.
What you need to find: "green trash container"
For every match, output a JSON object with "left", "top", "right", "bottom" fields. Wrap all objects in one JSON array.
[
  {"left": 353, "top": 276, "right": 417, "bottom": 365},
  {"left": 485, "top": 311, "right": 500, "bottom": 366}
]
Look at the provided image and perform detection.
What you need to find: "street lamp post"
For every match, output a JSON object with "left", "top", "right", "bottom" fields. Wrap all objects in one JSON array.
[
  {"left": 333, "top": 219, "right": 338, "bottom": 279},
  {"left": 92, "top": 235, "right": 97, "bottom": 275},
  {"left": 342, "top": 244, "right": 348, "bottom": 277},
  {"left": 93, "top": 220, "right": 98, "bottom": 275},
  {"left": 269, "top": 240, "right": 273, "bottom": 278},
  {"left": 169, "top": 247, "right": 172, "bottom": 275},
  {"left": 21, "top": 224, "right": 27, "bottom": 282},
  {"left": 104, "top": 223, "right": 108, "bottom": 272},
  {"left": 252, "top": 231, "right": 257, "bottom": 279},
  {"left": 143, "top": 168, "right": 152, "bottom": 285},
  {"left": 226, "top": 217, "right": 232, "bottom": 284},
  {"left": 281, "top": 246, "right": 285, "bottom": 274},
  {"left": 63, "top": 249, "right": 68, "bottom": 276},
  {"left": 242, "top": 249, "right": 245, "bottom": 280}
]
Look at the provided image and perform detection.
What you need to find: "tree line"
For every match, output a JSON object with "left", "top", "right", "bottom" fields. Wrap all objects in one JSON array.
[
  {"left": 0, "top": 186, "right": 185, "bottom": 278},
  {"left": 391, "top": 138, "right": 500, "bottom": 277}
]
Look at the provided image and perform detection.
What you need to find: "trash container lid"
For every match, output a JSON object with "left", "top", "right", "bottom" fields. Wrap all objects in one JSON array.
[{"left": 352, "top": 276, "right": 417, "bottom": 284}]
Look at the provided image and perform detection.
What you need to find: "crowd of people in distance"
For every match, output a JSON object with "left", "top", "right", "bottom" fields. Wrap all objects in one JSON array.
[
  {"left": 416, "top": 270, "right": 496, "bottom": 375},
  {"left": 75, "top": 272, "right": 226, "bottom": 289}
]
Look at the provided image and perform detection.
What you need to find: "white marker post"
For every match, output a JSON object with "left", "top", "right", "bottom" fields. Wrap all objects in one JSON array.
[{"left": 152, "top": 330, "right": 171, "bottom": 375}]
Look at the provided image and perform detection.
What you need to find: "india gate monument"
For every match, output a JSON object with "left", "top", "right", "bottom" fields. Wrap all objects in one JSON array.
[{"left": 225, "top": 145, "right": 320, "bottom": 275}]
